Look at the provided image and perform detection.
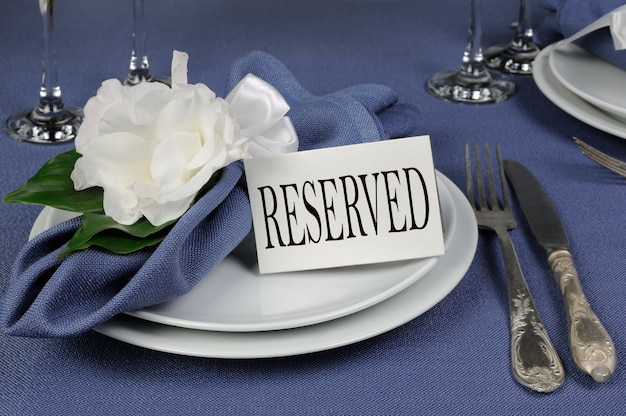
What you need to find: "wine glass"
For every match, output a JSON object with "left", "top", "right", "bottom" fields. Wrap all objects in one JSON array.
[
  {"left": 484, "top": 0, "right": 540, "bottom": 74},
  {"left": 5, "top": 0, "right": 83, "bottom": 144},
  {"left": 123, "top": 0, "right": 169, "bottom": 85},
  {"left": 427, "top": 0, "right": 515, "bottom": 104}
]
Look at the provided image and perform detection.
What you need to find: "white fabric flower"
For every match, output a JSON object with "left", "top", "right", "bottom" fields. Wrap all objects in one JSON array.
[{"left": 71, "top": 51, "right": 297, "bottom": 226}]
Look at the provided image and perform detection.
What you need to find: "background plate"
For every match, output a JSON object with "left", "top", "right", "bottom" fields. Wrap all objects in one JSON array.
[
  {"left": 533, "top": 44, "right": 626, "bottom": 139},
  {"left": 550, "top": 43, "right": 626, "bottom": 122}
]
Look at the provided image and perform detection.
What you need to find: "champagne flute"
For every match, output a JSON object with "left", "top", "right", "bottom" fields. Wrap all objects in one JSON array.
[
  {"left": 5, "top": 0, "right": 83, "bottom": 143},
  {"left": 484, "top": 0, "right": 540, "bottom": 74},
  {"left": 123, "top": 0, "right": 168, "bottom": 85},
  {"left": 428, "top": 0, "right": 515, "bottom": 104}
]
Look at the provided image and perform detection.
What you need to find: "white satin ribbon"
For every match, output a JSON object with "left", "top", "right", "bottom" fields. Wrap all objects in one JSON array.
[
  {"left": 171, "top": 51, "right": 189, "bottom": 85},
  {"left": 226, "top": 73, "right": 299, "bottom": 158},
  {"left": 169, "top": 51, "right": 298, "bottom": 158}
]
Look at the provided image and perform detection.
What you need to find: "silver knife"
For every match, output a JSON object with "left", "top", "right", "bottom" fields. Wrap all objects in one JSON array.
[{"left": 503, "top": 160, "right": 617, "bottom": 383}]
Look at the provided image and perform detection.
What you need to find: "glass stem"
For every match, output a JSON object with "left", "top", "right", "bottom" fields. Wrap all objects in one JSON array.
[
  {"left": 512, "top": 0, "right": 534, "bottom": 50},
  {"left": 460, "top": 0, "right": 489, "bottom": 81},
  {"left": 36, "top": 0, "right": 66, "bottom": 119},
  {"left": 128, "top": 0, "right": 152, "bottom": 83}
]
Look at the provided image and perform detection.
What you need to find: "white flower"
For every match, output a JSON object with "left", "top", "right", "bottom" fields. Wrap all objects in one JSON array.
[{"left": 71, "top": 51, "right": 297, "bottom": 226}]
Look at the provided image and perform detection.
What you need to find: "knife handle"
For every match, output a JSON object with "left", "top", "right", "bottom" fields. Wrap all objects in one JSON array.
[{"left": 548, "top": 250, "right": 617, "bottom": 383}]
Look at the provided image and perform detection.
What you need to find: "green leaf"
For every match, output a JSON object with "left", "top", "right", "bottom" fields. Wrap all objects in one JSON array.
[
  {"left": 59, "top": 213, "right": 175, "bottom": 258},
  {"left": 7, "top": 150, "right": 226, "bottom": 257},
  {"left": 3, "top": 149, "right": 104, "bottom": 214},
  {"left": 58, "top": 168, "right": 223, "bottom": 257}
]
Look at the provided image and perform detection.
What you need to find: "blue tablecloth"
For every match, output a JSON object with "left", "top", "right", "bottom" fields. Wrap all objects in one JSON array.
[{"left": 1, "top": 0, "right": 624, "bottom": 414}]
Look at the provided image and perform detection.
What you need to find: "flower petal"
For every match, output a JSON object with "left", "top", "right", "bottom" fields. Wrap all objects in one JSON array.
[
  {"left": 75, "top": 79, "right": 124, "bottom": 151},
  {"left": 69, "top": 52, "right": 257, "bottom": 227},
  {"left": 151, "top": 132, "right": 203, "bottom": 196},
  {"left": 75, "top": 132, "right": 155, "bottom": 189},
  {"left": 140, "top": 195, "right": 196, "bottom": 226},
  {"left": 165, "top": 156, "right": 226, "bottom": 202},
  {"left": 102, "top": 186, "right": 142, "bottom": 225}
]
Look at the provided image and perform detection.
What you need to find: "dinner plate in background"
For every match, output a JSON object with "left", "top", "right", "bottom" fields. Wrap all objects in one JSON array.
[
  {"left": 533, "top": 43, "right": 626, "bottom": 139},
  {"left": 93, "top": 172, "right": 477, "bottom": 359},
  {"left": 550, "top": 42, "right": 626, "bottom": 122},
  {"left": 30, "top": 174, "right": 452, "bottom": 333}
]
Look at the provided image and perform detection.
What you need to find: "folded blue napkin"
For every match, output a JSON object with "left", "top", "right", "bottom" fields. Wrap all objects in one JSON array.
[
  {"left": 535, "top": 0, "right": 626, "bottom": 67},
  {"left": 1, "top": 51, "right": 421, "bottom": 337}
]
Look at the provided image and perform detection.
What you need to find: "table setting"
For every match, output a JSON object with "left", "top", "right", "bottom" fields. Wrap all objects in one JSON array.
[{"left": 1, "top": 0, "right": 624, "bottom": 414}]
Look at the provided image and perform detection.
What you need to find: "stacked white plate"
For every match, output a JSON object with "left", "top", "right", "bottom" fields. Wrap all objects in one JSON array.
[
  {"left": 534, "top": 40, "right": 626, "bottom": 139},
  {"left": 31, "top": 172, "right": 477, "bottom": 359}
]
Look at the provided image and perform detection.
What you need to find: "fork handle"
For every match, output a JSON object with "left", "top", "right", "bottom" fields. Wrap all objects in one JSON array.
[
  {"left": 548, "top": 250, "right": 617, "bottom": 383},
  {"left": 497, "top": 230, "right": 565, "bottom": 393}
]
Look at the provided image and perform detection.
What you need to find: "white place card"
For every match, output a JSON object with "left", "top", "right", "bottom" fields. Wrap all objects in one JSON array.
[{"left": 243, "top": 135, "right": 445, "bottom": 274}]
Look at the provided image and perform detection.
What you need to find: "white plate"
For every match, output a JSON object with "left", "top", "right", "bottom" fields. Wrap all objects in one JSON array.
[
  {"left": 93, "top": 173, "right": 477, "bottom": 358},
  {"left": 550, "top": 42, "right": 626, "bottom": 122},
  {"left": 533, "top": 43, "right": 626, "bottom": 139},
  {"left": 128, "top": 173, "right": 453, "bottom": 331},
  {"left": 31, "top": 174, "right": 452, "bottom": 332}
]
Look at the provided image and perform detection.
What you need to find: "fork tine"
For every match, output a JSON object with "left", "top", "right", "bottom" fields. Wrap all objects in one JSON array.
[
  {"left": 573, "top": 136, "right": 626, "bottom": 178},
  {"left": 589, "top": 150, "right": 626, "bottom": 175},
  {"left": 485, "top": 144, "right": 500, "bottom": 210},
  {"left": 474, "top": 144, "right": 488, "bottom": 209},
  {"left": 496, "top": 144, "right": 511, "bottom": 210},
  {"left": 583, "top": 147, "right": 626, "bottom": 176},
  {"left": 574, "top": 137, "right": 616, "bottom": 167},
  {"left": 598, "top": 157, "right": 626, "bottom": 175}
]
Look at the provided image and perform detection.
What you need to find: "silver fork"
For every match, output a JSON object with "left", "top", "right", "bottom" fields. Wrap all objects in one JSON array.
[
  {"left": 573, "top": 136, "right": 626, "bottom": 178},
  {"left": 465, "top": 144, "right": 565, "bottom": 393}
]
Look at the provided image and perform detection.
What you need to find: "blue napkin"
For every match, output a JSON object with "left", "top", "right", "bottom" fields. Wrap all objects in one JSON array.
[
  {"left": 535, "top": 0, "right": 626, "bottom": 67},
  {"left": 0, "top": 51, "right": 421, "bottom": 338}
]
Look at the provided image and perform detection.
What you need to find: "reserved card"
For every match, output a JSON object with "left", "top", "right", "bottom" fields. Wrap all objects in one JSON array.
[{"left": 243, "top": 135, "right": 444, "bottom": 274}]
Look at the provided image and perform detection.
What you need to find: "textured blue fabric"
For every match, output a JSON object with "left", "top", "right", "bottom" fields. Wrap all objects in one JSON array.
[
  {"left": 1, "top": 162, "right": 248, "bottom": 337},
  {"left": 535, "top": 0, "right": 626, "bottom": 67},
  {"left": 1, "top": 1, "right": 625, "bottom": 415},
  {"left": 535, "top": 0, "right": 625, "bottom": 43},
  {"left": 0, "top": 51, "right": 420, "bottom": 337}
]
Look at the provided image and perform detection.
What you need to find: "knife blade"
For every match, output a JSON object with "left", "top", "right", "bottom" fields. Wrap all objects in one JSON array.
[{"left": 503, "top": 159, "right": 617, "bottom": 383}]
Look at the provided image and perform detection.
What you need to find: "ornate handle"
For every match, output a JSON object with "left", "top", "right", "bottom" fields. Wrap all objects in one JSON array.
[
  {"left": 498, "top": 231, "right": 565, "bottom": 393},
  {"left": 548, "top": 250, "right": 617, "bottom": 383}
]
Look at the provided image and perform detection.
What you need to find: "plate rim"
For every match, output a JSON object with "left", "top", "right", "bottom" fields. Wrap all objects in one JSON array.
[
  {"left": 549, "top": 42, "right": 626, "bottom": 120},
  {"left": 533, "top": 43, "right": 626, "bottom": 140},
  {"left": 32, "top": 174, "right": 454, "bottom": 333},
  {"left": 125, "top": 172, "right": 455, "bottom": 332}
]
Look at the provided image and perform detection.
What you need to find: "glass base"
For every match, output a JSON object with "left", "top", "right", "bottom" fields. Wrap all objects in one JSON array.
[
  {"left": 5, "top": 106, "right": 83, "bottom": 144},
  {"left": 427, "top": 69, "right": 515, "bottom": 104},
  {"left": 123, "top": 71, "right": 171, "bottom": 87},
  {"left": 484, "top": 43, "right": 541, "bottom": 75}
]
